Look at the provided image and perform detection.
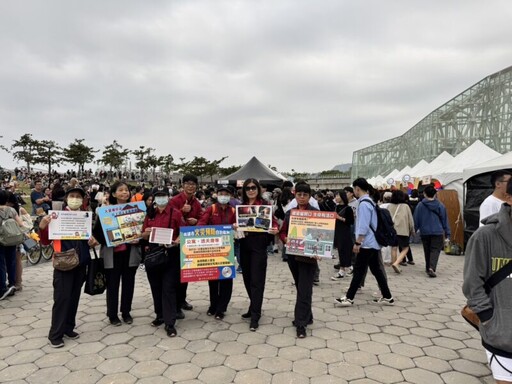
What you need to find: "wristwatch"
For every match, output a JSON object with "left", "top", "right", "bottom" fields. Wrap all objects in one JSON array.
[{"left": 354, "top": 242, "right": 361, "bottom": 246}]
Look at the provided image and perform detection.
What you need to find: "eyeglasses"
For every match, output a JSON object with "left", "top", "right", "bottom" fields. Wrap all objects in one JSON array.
[{"left": 245, "top": 186, "right": 258, "bottom": 191}]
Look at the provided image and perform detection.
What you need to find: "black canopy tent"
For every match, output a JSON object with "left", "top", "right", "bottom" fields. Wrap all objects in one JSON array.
[{"left": 218, "top": 156, "right": 287, "bottom": 188}]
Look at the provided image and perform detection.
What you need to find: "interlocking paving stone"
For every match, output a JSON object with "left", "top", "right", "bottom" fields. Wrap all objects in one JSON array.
[{"left": 0, "top": 245, "right": 495, "bottom": 383}]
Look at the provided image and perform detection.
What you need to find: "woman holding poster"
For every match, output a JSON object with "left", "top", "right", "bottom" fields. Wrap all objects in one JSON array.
[
  {"left": 279, "top": 181, "right": 320, "bottom": 338},
  {"left": 38, "top": 187, "right": 94, "bottom": 348},
  {"left": 90, "top": 182, "right": 141, "bottom": 327},
  {"left": 197, "top": 185, "right": 236, "bottom": 320},
  {"left": 238, "top": 179, "right": 279, "bottom": 331},
  {"left": 141, "top": 186, "right": 184, "bottom": 337}
]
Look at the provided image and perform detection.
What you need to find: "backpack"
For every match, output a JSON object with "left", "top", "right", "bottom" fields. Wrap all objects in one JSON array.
[
  {"left": 0, "top": 209, "right": 25, "bottom": 246},
  {"left": 359, "top": 200, "right": 397, "bottom": 247}
]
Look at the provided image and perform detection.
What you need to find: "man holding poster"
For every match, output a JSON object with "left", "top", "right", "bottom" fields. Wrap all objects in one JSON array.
[
  {"left": 197, "top": 186, "right": 236, "bottom": 320},
  {"left": 280, "top": 181, "right": 323, "bottom": 339}
]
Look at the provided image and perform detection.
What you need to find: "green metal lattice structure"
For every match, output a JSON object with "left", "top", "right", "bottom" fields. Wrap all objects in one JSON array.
[{"left": 351, "top": 65, "right": 512, "bottom": 179}]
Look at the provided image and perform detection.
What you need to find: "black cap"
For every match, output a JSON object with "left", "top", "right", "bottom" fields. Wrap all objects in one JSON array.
[
  {"left": 65, "top": 186, "right": 86, "bottom": 198},
  {"left": 217, "top": 185, "right": 232, "bottom": 194},
  {"left": 152, "top": 186, "right": 170, "bottom": 196}
]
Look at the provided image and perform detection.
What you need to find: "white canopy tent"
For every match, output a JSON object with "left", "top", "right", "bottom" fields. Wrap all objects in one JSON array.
[
  {"left": 394, "top": 166, "right": 412, "bottom": 183},
  {"left": 463, "top": 151, "right": 512, "bottom": 182},
  {"left": 417, "top": 152, "right": 455, "bottom": 178},
  {"left": 383, "top": 169, "right": 400, "bottom": 182},
  {"left": 409, "top": 160, "right": 430, "bottom": 177}
]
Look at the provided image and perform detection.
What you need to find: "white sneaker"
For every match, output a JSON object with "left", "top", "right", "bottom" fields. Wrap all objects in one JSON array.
[
  {"left": 335, "top": 296, "right": 354, "bottom": 306},
  {"left": 373, "top": 297, "right": 395, "bottom": 305},
  {"left": 330, "top": 272, "right": 345, "bottom": 281}
]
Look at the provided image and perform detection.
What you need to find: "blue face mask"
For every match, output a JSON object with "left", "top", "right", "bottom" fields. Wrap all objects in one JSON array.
[
  {"left": 217, "top": 195, "right": 230, "bottom": 205},
  {"left": 154, "top": 196, "right": 169, "bottom": 206}
]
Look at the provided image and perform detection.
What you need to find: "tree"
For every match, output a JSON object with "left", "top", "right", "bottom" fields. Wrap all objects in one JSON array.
[
  {"left": 98, "top": 140, "right": 130, "bottom": 177},
  {"left": 159, "top": 154, "right": 175, "bottom": 175},
  {"left": 218, "top": 164, "right": 241, "bottom": 176},
  {"left": 63, "top": 139, "right": 97, "bottom": 176},
  {"left": 33, "top": 140, "right": 64, "bottom": 175},
  {"left": 178, "top": 156, "right": 228, "bottom": 182},
  {"left": 11, "top": 133, "right": 40, "bottom": 173},
  {"left": 132, "top": 146, "right": 154, "bottom": 171}
]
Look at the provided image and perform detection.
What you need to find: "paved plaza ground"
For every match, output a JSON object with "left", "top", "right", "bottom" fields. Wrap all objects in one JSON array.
[{"left": 0, "top": 244, "right": 494, "bottom": 383}]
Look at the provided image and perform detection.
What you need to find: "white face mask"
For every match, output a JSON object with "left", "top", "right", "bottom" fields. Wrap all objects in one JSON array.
[
  {"left": 154, "top": 196, "right": 169, "bottom": 206},
  {"left": 217, "top": 195, "right": 230, "bottom": 205},
  {"left": 67, "top": 198, "right": 83, "bottom": 210}
]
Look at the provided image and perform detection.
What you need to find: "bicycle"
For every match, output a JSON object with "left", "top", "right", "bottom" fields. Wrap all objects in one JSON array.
[{"left": 23, "top": 217, "right": 54, "bottom": 265}]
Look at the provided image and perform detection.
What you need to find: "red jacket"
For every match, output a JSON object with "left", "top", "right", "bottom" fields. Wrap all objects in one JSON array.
[
  {"left": 198, "top": 203, "right": 236, "bottom": 226},
  {"left": 142, "top": 205, "right": 184, "bottom": 241},
  {"left": 169, "top": 192, "right": 202, "bottom": 223}
]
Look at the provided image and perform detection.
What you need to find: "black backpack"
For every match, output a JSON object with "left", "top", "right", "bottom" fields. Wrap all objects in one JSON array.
[{"left": 359, "top": 200, "right": 397, "bottom": 247}]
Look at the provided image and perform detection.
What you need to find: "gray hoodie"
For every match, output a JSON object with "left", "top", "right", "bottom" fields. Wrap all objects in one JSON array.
[{"left": 462, "top": 203, "right": 512, "bottom": 357}]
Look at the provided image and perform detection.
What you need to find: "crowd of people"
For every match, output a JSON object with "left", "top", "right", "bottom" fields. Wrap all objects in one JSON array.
[{"left": 0, "top": 168, "right": 511, "bottom": 383}]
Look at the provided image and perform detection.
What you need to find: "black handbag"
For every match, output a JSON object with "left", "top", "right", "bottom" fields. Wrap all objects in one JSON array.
[
  {"left": 84, "top": 248, "right": 106, "bottom": 295},
  {"left": 144, "top": 246, "right": 168, "bottom": 269}
]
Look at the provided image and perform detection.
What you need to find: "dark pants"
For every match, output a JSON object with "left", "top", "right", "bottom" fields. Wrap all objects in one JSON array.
[
  {"left": 346, "top": 248, "right": 392, "bottom": 300},
  {"left": 240, "top": 235, "right": 268, "bottom": 321},
  {"left": 287, "top": 255, "right": 316, "bottom": 326},
  {"left": 105, "top": 251, "right": 137, "bottom": 319},
  {"left": 0, "top": 245, "right": 16, "bottom": 292},
  {"left": 48, "top": 265, "right": 87, "bottom": 341},
  {"left": 399, "top": 245, "right": 414, "bottom": 262},
  {"left": 146, "top": 248, "right": 180, "bottom": 326},
  {"left": 421, "top": 235, "right": 443, "bottom": 272},
  {"left": 177, "top": 282, "right": 188, "bottom": 309},
  {"left": 208, "top": 279, "right": 233, "bottom": 314}
]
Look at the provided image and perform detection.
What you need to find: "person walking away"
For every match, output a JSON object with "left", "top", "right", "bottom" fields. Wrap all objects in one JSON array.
[
  {"left": 335, "top": 178, "right": 394, "bottom": 306},
  {"left": 463, "top": 178, "right": 512, "bottom": 384},
  {"left": 388, "top": 190, "right": 415, "bottom": 273},
  {"left": 413, "top": 185, "right": 450, "bottom": 278},
  {"left": 198, "top": 186, "right": 236, "bottom": 320},
  {"left": 39, "top": 186, "right": 93, "bottom": 347}
]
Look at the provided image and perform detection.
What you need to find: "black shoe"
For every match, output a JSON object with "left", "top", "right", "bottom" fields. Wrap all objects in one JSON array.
[
  {"left": 165, "top": 325, "right": 177, "bottom": 337},
  {"left": 207, "top": 309, "right": 214, "bottom": 316},
  {"left": 122, "top": 314, "right": 133, "bottom": 324},
  {"left": 0, "top": 286, "right": 15, "bottom": 300},
  {"left": 292, "top": 319, "right": 313, "bottom": 327},
  {"left": 241, "top": 311, "right": 251, "bottom": 319},
  {"left": 64, "top": 331, "right": 79, "bottom": 340},
  {"left": 407, "top": 261, "right": 415, "bottom": 265},
  {"left": 428, "top": 269, "right": 437, "bottom": 278},
  {"left": 49, "top": 338, "right": 64, "bottom": 348},
  {"left": 151, "top": 318, "right": 164, "bottom": 327},
  {"left": 109, "top": 317, "right": 122, "bottom": 326},
  {"left": 296, "top": 326, "right": 306, "bottom": 338},
  {"left": 176, "top": 310, "right": 185, "bottom": 320},
  {"left": 7, "top": 286, "right": 15, "bottom": 296},
  {"left": 333, "top": 263, "right": 340, "bottom": 270},
  {"left": 313, "top": 279, "right": 319, "bottom": 286},
  {"left": 181, "top": 301, "right": 193, "bottom": 311},
  {"left": 215, "top": 312, "right": 225, "bottom": 320},
  {"left": 249, "top": 321, "right": 259, "bottom": 331},
  {"left": 399, "top": 261, "right": 407, "bottom": 266}
]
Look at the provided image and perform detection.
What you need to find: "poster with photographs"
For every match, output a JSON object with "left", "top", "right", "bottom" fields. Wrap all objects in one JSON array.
[
  {"left": 236, "top": 205, "right": 273, "bottom": 232},
  {"left": 96, "top": 202, "right": 147, "bottom": 247},
  {"left": 286, "top": 209, "right": 336, "bottom": 258},
  {"left": 180, "top": 225, "right": 236, "bottom": 283}
]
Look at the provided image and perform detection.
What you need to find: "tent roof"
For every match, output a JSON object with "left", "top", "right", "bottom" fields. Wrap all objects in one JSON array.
[
  {"left": 463, "top": 151, "right": 512, "bottom": 182},
  {"left": 222, "top": 156, "right": 287, "bottom": 183},
  {"left": 383, "top": 169, "right": 400, "bottom": 181},
  {"left": 434, "top": 140, "right": 501, "bottom": 176},
  {"left": 418, "top": 152, "right": 454, "bottom": 177},
  {"left": 409, "top": 160, "right": 429, "bottom": 176},
  {"left": 394, "top": 166, "right": 412, "bottom": 181}
]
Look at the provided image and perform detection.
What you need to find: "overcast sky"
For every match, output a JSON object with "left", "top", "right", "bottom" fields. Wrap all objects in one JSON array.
[{"left": 1, "top": 1, "right": 511, "bottom": 173}]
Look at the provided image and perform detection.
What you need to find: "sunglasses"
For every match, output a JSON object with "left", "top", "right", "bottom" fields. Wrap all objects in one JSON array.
[{"left": 245, "top": 186, "right": 258, "bottom": 191}]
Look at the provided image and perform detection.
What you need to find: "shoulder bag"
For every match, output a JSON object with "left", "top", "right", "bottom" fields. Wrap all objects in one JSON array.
[{"left": 53, "top": 240, "right": 80, "bottom": 271}]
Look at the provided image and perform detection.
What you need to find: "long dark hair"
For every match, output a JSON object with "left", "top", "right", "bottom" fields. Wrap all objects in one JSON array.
[
  {"left": 241, "top": 178, "right": 262, "bottom": 204},
  {"left": 109, "top": 181, "right": 131, "bottom": 205},
  {"left": 6, "top": 192, "right": 20, "bottom": 214},
  {"left": 337, "top": 190, "right": 348, "bottom": 206}
]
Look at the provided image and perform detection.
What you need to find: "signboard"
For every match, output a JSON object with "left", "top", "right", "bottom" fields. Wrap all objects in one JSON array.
[
  {"left": 286, "top": 209, "right": 336, "bottom": 258},
  {"left": 236, "top": 205, "right": 273, "bottom": 232},
  {"left": 421, "top": 175, "right": 432, "bottom": 185},
  {"left": 180, "top": 225, "right": 236, "bottom": 283},
  {"left": 48, "top": 210, "right": 92, "bottom": 240},
  {"left": 402, "top": 174, "right": 411, "bottom": 182},
  {"left": 387, "top": 178, "right": 395, "bottom": 185},
  {"left": 149, "top": 227, "right": 174, "bottom": 245},
  {"left": 96, "top": 202, "right": 146, "bottom": 247}
]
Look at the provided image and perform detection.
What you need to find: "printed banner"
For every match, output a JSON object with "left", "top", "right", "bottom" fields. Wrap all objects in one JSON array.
[
  {"left": 236, "top": 205, "right": 272, "bottom": 232},
  {"left": 180, "top": 225, "right": 236, "bottom": 283},
  {"left": 96, "top": 202, "right": 146, "bottom": 247},
  {"left": 286, "top": 209, "right": 336, "bottom": 258},
  {"left": 48, "top": 210, "right": 92, "bottom": 240}
]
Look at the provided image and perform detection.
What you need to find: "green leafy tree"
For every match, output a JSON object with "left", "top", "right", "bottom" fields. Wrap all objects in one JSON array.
[
  {"left": 146, "top": 154, "right": 163, "bottom": 183},
  {"left": 63, "top": 139, "right": 98, "bottom": 176},
  {"left": 11, "top": 133, "right": 40, "bottom": 173},
  {"left": 132, "top": 146, "right": 154, "bottom": 171},
  {"left": 159, "top": 154, "right": 175, "bottom": 175},
  {"left": 33, "top": 140, "right": 64, "bottom": 175},
  {"left": 218, "top": 164, "right": 241, "bottom": 176},
  {"left": 98, "top": 140, "right": 130, "bottom": 176}
]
